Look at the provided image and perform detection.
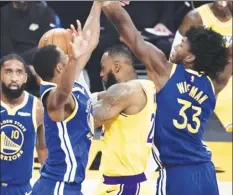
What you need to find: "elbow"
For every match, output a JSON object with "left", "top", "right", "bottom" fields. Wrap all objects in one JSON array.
[
  {"left": 93, "top": 110, "right": 108, "bottom": 123},
  {"left": 93, "top": 113, "right": 104, "bottom": 123}
]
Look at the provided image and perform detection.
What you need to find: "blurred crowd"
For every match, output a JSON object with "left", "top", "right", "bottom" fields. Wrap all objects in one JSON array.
[{"left": 0, "top": 1, "right": 229, "bottom": 95}]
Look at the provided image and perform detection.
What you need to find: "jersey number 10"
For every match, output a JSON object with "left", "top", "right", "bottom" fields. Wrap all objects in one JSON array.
[{"left": 173, "top": 98, "right": 202, "bottom": 133}]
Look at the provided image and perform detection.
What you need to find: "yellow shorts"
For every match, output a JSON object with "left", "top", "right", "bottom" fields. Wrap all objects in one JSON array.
[{"left": 94, "top": 173, "right": 154, "bottom": 195}]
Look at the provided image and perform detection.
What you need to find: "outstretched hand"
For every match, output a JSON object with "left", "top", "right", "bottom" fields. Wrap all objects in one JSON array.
[{"left": 69, "top": 20, "right": 91, "bottom": 60}]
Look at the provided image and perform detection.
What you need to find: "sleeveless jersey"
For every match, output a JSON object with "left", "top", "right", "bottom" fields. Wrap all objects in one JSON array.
[
  {"left": 197, "top": 4, "right": 232, "bottom": 132},
  {"left": 39, "top": 81, "right": 93, "bottom": 184},
  {"left": 196, "top": 4, "right": 232, "bottom": 47},
  {"left": 0, "top": 91, "right": 38, "bottom": 185},
  {"left": 153, "top": 64, "right": 216, "bottom": 167},
  {"left": 100, "top": 80, "right": 157, "bottom": 176}
]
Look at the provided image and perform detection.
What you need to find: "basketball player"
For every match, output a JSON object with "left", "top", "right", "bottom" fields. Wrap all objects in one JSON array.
[
  {"left": 93, "top": 44, "right": 156, "bottom": 195},
  {"left": 102, "top": 3, "right": 231, "bottom": 195},
  {"left": 170, "top": 0, "right": 232, "bottom": 132},
  {"left": 76, "top": 1, "right": 129, "bottom": 97},
  {"left": 0, "top": 54, "right": 47, "bottom": 195},
  {"left": 171, "top": 1, "right": 232, "bottom": 50},
  {"left": 30, "top": 2, "right": 102, "bottom": 194}
]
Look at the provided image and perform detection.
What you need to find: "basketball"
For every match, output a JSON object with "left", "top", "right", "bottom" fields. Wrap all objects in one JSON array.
[{"left": 38, "top": 28, "right": 72, "bottom": 55}]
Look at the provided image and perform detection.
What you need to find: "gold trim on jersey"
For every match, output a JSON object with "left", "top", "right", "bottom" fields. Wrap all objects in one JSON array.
[
  {"left": 32, "top": 97, "right": 39, "bottom": 131},
  {"left": 206, "top": 76, "right": 216, "bottom": 95},
  {"left": 225, "top": 123, "right": 232, "bottom": 133},
  {"left": 205, "top": 5, "right": 232, "bottom": 27},
  {"left": 185, "top": 69, "right": 203, "bottom": 77},
  {"left": 40, "top": 80, "right": 57, "bottom": 100},
  {"left": 40, "top": 80, "right": 57, "bottom": 86},
  {"left": 185, "top": 69, "right": 215, "bottom": 95},
  {"left": 1, "top": 92, "right": 29, "bottom": 116},
  {"left": 64, "top": 94, "right": 79, "bottom": 123},
  {"left": 170, "top": 64, "right": 177, "bottom": 78}
]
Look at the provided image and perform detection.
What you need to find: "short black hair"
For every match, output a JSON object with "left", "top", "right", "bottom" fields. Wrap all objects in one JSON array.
[
  {"left": 32, "top": 45, "right": 60, "bottom": 81},
  {"left": 186, "top": 26, "right": 228, "bottom": 79},
  {"left": 104, "top": 44, "right": 135, "bottom": 66},
  {"left": 0, "top": 54, "right": 26, "bottom": 70}
]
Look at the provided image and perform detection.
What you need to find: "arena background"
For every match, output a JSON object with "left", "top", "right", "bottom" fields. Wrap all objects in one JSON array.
[{"left": 0, "top": 1, "right": 232, "bottom": 194}]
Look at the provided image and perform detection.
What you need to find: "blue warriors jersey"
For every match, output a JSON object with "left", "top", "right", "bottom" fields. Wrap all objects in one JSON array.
[
  {"left": 39, "top": 81, "right": 93, "bottom": 184},
  {"left": 153, "top": 64, "right": 215, "bottom": 167},
  {"left": 1, "top": 92, "right": 38, "bottom": 185}
]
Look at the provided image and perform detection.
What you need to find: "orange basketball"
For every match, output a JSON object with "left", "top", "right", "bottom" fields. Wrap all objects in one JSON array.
[{"left": 38, "top": 28, "right": 72, "bottom": 55}]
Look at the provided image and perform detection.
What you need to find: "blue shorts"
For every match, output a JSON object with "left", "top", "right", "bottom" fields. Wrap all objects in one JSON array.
[
  {"left": 0, "top": 182, "right": 31, "bottom": 195},
  {"left": 32, "top": 176, "right": 83, "bottom": 195},
  {"left": 156, "top": 162, "right": 219, "bottom": 195}
]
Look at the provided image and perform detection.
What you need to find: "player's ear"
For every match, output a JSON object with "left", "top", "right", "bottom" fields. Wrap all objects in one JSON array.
[
  {"left": 113, "top": 60, "right": 121, "bottom": 73},
  {"left": 24, "top": 72, "right": 28, "bottom": 84},
  {"left": 56, "top": 63, "right": 63, "bottom": 74},
  {"left": 185, "top": 54, "right": 195, "bottom": 65}
]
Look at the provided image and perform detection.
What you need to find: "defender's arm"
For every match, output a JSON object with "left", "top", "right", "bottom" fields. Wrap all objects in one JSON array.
[
  {"left": 47, "top": 22, "right": 90, "bottom": 110},
  {"left": 73, "top": 2, "right": 102, "bottom": 82},
  {"left": 103, "top": 3, "right": 169, "bottom": 90}
]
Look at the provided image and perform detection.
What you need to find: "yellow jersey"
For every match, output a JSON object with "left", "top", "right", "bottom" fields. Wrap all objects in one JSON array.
[
  {"left": 197, "top": 4, "right": 232, "bottom": 47},
  {"left": 197, "top": 4, "right": 232, "bottom": 132},
  {"left": 100, "top": 80, "right": 156, "bottom": 177}
]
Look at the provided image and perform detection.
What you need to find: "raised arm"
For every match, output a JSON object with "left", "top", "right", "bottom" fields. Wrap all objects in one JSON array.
[
  {"left": 71, "top": 1, "right": 102, "bottom": 82},
  {"left": 82, "top": 1, "right": 102, "bottom": 51},
  {"left": 35, "top": 99, "right": 48, "bottom": 165},
  {"left": 102, "top": 3, "right": 170, "bottom": 91},
  {"left": 47, "top": 23, "right": 90, "bottom": 110}
]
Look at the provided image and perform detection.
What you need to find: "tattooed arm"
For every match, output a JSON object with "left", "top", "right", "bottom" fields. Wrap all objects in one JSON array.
[{"left": 93, "top": 81, "right": 146, "bottom": 128}]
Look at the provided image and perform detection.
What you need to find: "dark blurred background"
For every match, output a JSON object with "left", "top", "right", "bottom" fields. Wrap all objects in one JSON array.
[{"left": 0, "top": 1, "right": 210, "bottom": 94}]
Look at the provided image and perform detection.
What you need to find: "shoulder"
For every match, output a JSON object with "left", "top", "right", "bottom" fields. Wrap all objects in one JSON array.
[
  {"left": 137, "top": 79, "right": 155, "bottom": 87},
  {"left": 36, "top": 98, "right": 44, "bottom": 111},
  {"left": 109, "top": 80, "right": 142, "bottom": 96},
  {"left": 32, "top": 97, "right": 44, "bottom": 116},
  {"left": 40, "top": 81, "right": 57, "bottom": 101},
  {"left": 185, "top": 9, "right": 202, "bottom": 21},
  {"left": 99, "top": 81, "right": 141, "bottom": 105}
]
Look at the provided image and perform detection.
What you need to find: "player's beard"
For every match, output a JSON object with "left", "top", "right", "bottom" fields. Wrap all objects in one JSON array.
[
  {"left": 103, "top": 71, "right": 117, "bottom": 89},
  {"left": 1, "top": 82, "right": 25, "bottom": 100}
]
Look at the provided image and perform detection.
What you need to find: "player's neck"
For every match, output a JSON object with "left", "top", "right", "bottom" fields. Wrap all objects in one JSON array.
[
  {"left": 122, "top": 72, "right": 138, "bottom": 82},
  {"left": 0, "top": 91, "right": 25, "bottom": 107},
  {"left": 209, "top": 4, "right": 232, "bottom": 21},
  {"left": 50, "top": 77, "right": 59, "bottom": 85}
]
